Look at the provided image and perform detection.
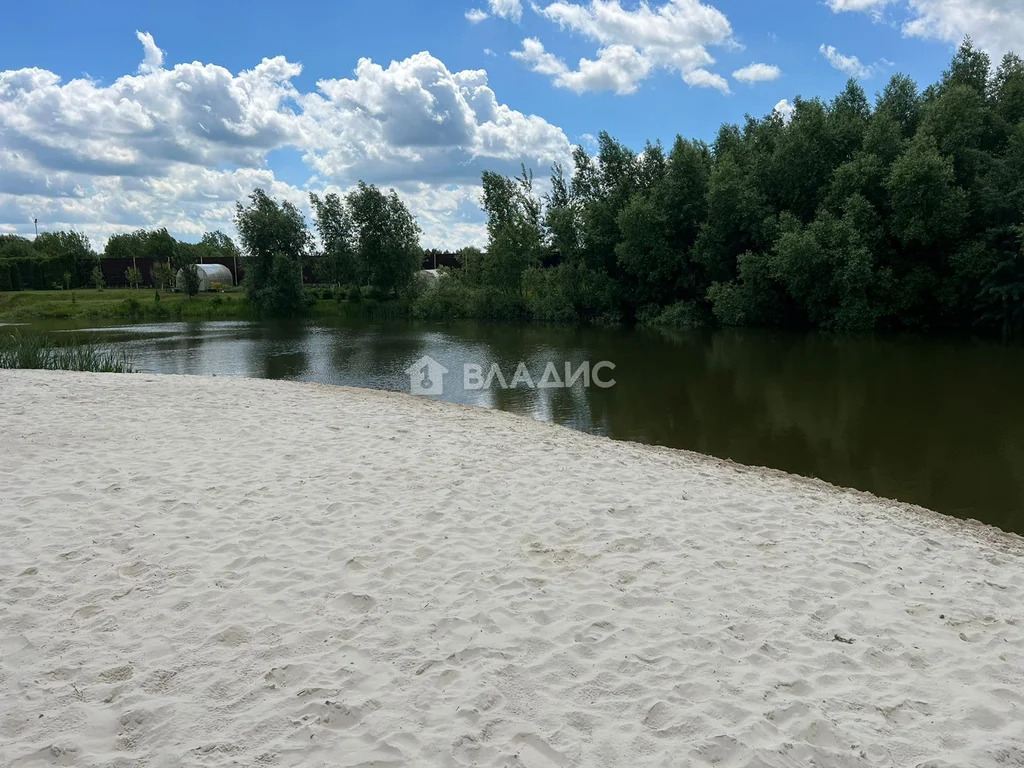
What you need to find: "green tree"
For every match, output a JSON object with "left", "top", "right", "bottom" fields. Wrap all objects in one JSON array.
[
  {"left": 152, "top": 262, "right": 174, "bottom": 290},
  {"left": 309, "top": 192, "right": 358, "bottom": 287},
  {"left": 478, "top": 168, "right": 543, "bottom": 295},
  {"left": 346, "top": 182, "right": 422, "bottom": 297},
  {"left": 179, "top": 264, "right": 201, "bottom": 298},
  {"left": 34, "top": 231, "right": 97, "bottom": 288},
  {"left": 171, "top": 242, "right": 202, "bottom": 298},
  {"left": 941, "top": 37, "right": 991, "bottom": 97},
  {"left": 876, "top": 74, "right": 922, "bottom": 139},
  {"left": 235, "top": 188, "right": 311, "bottom": 316},
  {"left": 125, "top": 265, "right": 143, "bottom": 289},
  {"left": 886, "top": 135, "right": 967, "bottom": 248}
]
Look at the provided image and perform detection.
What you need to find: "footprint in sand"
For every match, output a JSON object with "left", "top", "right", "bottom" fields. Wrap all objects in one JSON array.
[{"left": 511, "top": 733, "right": 570, "bottom": 768}]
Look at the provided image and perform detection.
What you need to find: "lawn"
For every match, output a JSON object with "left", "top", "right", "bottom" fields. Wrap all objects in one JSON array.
[{"left": 0, "top": 288, "right": 251, "bottom": 323}]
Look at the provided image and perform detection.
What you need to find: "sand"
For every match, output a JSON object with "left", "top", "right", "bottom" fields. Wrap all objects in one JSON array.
[{"left": 0, "top": 369, "right": 1022, "bottom": 768}]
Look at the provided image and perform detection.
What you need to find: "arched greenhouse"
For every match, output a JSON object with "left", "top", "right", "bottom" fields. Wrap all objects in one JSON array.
[{"left": 175, "top": 263, "right": 234, "bottom": 292}]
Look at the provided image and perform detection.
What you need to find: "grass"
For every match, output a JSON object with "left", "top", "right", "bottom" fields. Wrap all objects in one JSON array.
[
  {"left": 0, "top": 288, "right": 252, "bottom": 323},
  {"left": 0, "top": 329, "right": 135, "bottom": 373},
  {"left": 1, "top": 288, "right": 417, "bottom": 324}
]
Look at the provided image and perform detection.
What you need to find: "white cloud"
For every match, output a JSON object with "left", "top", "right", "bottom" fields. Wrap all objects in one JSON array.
[
  {"left": 819, "top": 43, "right": 875, "bottom": 77},
  {"left": 732, "top": 62, "right": 782, "bottom": 83},
  {"left": 465, "top": 8, "right": 489, "bottom": 22},
  {"left": 902, "top": 0, "right": 1024, "bottom": 57},
  {"left": 483, "top": 48, "right": 497, "bottom": 56},
  {"left": 511, "top": 38, "right": 653, "bottom": 94},
  {"left": 515, "top": 0, "right": 734, "bottom": 94},
  {"left": 826, "top": 0, "right": 892, "bottom": 15},
  {"left": 773, "top": 98, "right": 795, "bottom": 122},
  {"left": 301, "top": 52, "right": 570, "bottom": 184},
  {"left": 489, "top": 0, "right": 523, "bottom": 22},
  {"left": 0, "top": 33, "right": 571, "bottom": 249},
  {"left": 683, "top": 68, "right": 731, "bottom": 93},
  {"left": 135, "top": 30, "right": 165, "bottom": 74},
  {"left": 829, "top": 0, "right": 1024, "bottom": 59}
]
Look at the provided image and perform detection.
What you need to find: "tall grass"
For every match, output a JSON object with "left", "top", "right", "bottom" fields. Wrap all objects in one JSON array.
[{"left": 0, "top": 330, "right": 135, "bottom": 373}]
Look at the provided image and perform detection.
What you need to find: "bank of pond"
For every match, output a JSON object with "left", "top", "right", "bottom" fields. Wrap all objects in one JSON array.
[{"left": 3, "top": 316, "right": 1022, "bottom": 538}]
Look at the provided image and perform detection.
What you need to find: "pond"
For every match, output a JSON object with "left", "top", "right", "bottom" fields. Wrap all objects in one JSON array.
[{"left": 25, "top": 317, "right": 1024, "bottom": 535}]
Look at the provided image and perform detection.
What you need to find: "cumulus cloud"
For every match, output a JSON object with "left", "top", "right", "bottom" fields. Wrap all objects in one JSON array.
[
  {"left": 773, "top": 98, "right": 795, "bottom": 122},
  {"left": 511, "top": 38, "right": 653, "bottom": 94},
  {"left": 514, "top": 0, "right": 734, "bottom": 94},
  {"left": 489, "top": 0, "right": 523, "bottom": 21},
  {"left": 465, "top": 8, "right": 489, "bottom": 22},
  {"left": 829, "top": 0, "right": 1024, "bottom": 58},
  {"left": 0, "top": 33, "right": 570, "bottom": 249},
  {"left": 683, "top": 68, "right": 731, "bottom": 93},
  {"left": 902, "top": 0, "right": 1024, "bottom": 57},
  {"left": 135, "top": 31, "right": 165, "bottom": 74},
  {"left": 732, "top": 62, "right": 782, "bottom": 84},
  {"left": 300, "top": 52, "right": 570, "bottom": 184},
  {"left": 819, "top": 44, "right": 875, "bottom": 77}
]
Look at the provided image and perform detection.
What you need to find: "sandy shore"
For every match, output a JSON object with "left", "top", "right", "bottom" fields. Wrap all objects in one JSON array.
[{"left": 1, "top": 369, "right": 1022, "bottom": 767}]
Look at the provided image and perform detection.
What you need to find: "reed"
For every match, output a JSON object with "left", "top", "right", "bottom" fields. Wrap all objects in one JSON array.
[{"left": 0, "top": 329, "right": 135, "bottom": 373}]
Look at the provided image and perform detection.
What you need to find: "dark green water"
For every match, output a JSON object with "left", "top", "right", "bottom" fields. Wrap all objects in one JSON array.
[{"left": 30, "top": 318, "right": 1024, "bottom": 534}]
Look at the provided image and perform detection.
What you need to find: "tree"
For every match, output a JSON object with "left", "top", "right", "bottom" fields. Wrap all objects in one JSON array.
[
  {"left": 477, "top": 168, "right": 543, "bottom": 296},
  {"left": 33, "top": 231, "right": 97, "bottom": 288},
  {"left": 543, "top": 162, "right": 581, "bottom": 261},
  {"left": 942, "top": 37, "right": 991, "bottom": 97},
  {"left": 179, "top": 263, "right": 201, "bottom": 298},
  {"left": 992, "top": 53, "right": 1024, "bottom": 125},
  {"left": 91, "top": 265, "right": 105, "bottom": 290},
  {"left": 346, "top": 182, "right": 422, "bottom": 297},
  {"left": 886, "top": 135, "right": 967, "bottom": 249},
  {"left": 152, "top": 262, "right": 174, "bottom": 290},
  {"left": 235, "top": 188, "right": 311, "bottom": 316},
  {"left": 170, "top": 242, "right": 202, "bottom": 298},
  {"left": 125, "top": 265, "right": 143, "bottom": 289},
  {"left": 309, "top": 192, "right": 357, "bottom": 286},
  {"left": 876, "top": 74, "right": 922, "bottom": 138}
]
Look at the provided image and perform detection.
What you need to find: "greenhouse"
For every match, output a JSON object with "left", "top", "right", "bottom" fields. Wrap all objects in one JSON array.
[{"left": 175, "top": 263, "right": 234, "bottom": 292}]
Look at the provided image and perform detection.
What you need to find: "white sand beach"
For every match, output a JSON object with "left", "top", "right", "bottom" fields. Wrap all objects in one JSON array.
[{"left": 1, "top": 369, "right": 1022, "bottom": 767}]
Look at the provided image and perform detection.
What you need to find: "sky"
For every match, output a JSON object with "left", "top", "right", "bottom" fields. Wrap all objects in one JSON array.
[{"left": 1, "top": 0, "right": 1021, "bottom": 249}]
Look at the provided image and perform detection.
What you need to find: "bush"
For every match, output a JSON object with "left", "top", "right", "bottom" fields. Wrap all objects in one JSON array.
[
  {"left": 523, "top": 266, "right": 578, "bottom": 324},
  {"left": 412, "top": 275, "right": 485, "bottom": 320},
  {"left": 121, "top": 297, "right": 143, "bottom": 318},
  {"left": 636, "top": 300, "right": 708, "bottom": 329}
]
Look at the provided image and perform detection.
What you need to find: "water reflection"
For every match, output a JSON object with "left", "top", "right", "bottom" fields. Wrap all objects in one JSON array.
[{"left": 45, "top": 317, "right": 1024, "bottom": 534}]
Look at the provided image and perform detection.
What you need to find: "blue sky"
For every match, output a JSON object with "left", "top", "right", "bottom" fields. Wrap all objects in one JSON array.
[{"left": 0, "top": 0, "right": 1018, "bottom": 247}]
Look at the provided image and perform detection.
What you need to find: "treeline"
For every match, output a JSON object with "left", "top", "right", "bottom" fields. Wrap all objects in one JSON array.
[
  {"left": 0, "top": 232, "right": 96, "bottom": 291},
  {"left": 423, "top": 39, "right": 1024, "bottom": 336},
  {"left": 103, "top": 229, "right": 242, "bottom": 291},
  {"left": 234, "top": 184, "right": 422, "bottom": 315},
  {"left": 0, "top": 227, "right": 241, "bottom": 291}
]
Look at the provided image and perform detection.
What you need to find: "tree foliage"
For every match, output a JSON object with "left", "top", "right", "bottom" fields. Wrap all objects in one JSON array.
[
  {"left": 421, "top": 37, "right": 1024, "bottom": 336},
  {"left": 235, "top": 188, "right": 311, "bottom": 316},
  {"left": 348, "top": 183, "right": 422, "bottom": 297}
]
